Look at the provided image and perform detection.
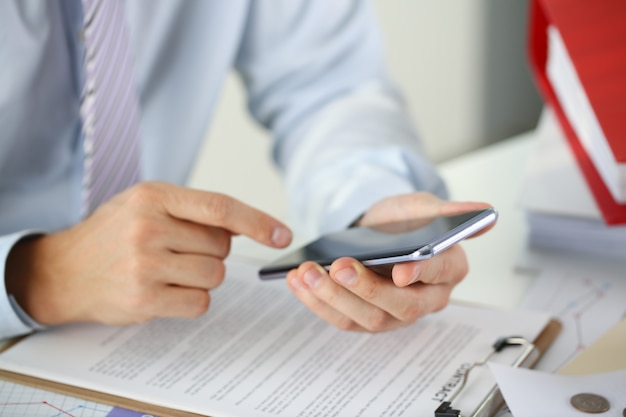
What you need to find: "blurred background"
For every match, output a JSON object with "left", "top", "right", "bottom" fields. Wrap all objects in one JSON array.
[{"left": 188, "top": 0, "right": 543, "bottom": 220}]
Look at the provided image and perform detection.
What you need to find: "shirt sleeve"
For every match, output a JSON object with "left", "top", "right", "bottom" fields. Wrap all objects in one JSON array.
[
  {"left": 0, "top": 231, "right": 47, "bottom": 340},
  {"left": 282, "top": 82, "right": 447, "bottom": 237},
  {"left": 234, "top": 0, "right": 447, "bottom": 237}
]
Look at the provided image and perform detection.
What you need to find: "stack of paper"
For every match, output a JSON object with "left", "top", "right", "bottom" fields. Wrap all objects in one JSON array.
[{"left": 519, "top": 108, "right": 626, "bottom": 258}]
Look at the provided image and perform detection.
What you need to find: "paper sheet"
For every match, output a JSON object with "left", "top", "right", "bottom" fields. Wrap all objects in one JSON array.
[
  {"left": 0, "top": 262, "right": 551, "bottom": 417},
  {"left": 559, "top": 317, "right": 626, "bottom": 376},
  {"left": 490, "top": 363, "right": 626, "bottom": 417},
  {"left": 519, "top": 254, "right": 626, "bottom": 372}
]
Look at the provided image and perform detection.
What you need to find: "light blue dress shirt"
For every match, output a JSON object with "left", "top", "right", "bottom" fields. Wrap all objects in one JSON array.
[{"left": 0, "top": 0, "right": 446, "bottom": 338}]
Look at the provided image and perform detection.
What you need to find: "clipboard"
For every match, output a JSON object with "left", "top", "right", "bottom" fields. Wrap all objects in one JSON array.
[
  {"left": 0, "top": 335, "right": 201, "bottom": 417},
  {"left": 0, "top": 318, "right": 561, "bottom": 417},
  {"left": 434, "top": 318, "right": 561, "bottom": 417}
]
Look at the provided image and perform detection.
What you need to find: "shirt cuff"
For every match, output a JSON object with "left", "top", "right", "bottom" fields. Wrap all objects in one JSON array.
[
  {"left": 0, "top": 230, "right": 47, "bottom": 340},
  {"left": 9, "top": 294, "right": 47, "bottom": 331}
]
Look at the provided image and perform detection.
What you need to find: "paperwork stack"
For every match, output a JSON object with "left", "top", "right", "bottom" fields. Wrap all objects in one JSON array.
[{"left": 519, "top": 108, "right": 626, "bottom": 258}]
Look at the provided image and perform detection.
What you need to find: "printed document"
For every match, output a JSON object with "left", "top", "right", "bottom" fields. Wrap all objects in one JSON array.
[{"left": 0, "top": 262, "right": 550, "bottom": 417}]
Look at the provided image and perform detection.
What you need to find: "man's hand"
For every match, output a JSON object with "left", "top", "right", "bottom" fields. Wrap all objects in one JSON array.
[
  {"left": 6, "top": 182, "right": 292, "bottom": 327},
  {"left": 286, "top": 192, "right": 494, "bottom": 332}
]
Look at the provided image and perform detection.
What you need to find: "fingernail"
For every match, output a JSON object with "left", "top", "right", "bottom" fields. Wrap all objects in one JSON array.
[
  {"left": 290, "top": 274, "right": 304, "bottom": 291},
  {"left": 303, "top": 268, "right": 322, "bottom": 289},
  {"left": 272, "top": 226, "right": 292, "bottom": 247},
  {"left": 335, "top": 267, "right": 357, "bottom": 286},
  {"left": 409, "top": 263, "right": 423, "bottom": 285}
]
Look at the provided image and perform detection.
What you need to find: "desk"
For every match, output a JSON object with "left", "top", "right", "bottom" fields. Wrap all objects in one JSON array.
[{"left": 440, "top": 132, "right": 535, "bottom": 309}]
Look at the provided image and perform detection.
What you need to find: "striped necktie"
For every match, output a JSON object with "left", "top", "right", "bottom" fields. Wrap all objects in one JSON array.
[{"left": 80, "top": 0, "right": 141, "bottom": 216}]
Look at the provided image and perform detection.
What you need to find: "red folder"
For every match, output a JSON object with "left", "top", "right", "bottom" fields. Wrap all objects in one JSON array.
[{"left": 528, "top": 0, "right": 626, "bottom": 224}]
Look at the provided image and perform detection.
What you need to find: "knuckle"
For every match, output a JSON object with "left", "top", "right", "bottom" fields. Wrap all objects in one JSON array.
[
  {"left": 430, "top": 260, "right": 446, "bottom": 285},
  {"left": 208, "top": 261, "right": 226, "bottom": 287},
  {"left": 430, "top": 254, "right": 453, "bottom": 286},
  {"left": 432, "top": 294, "right": 450, "bottom": 313},
  {"left": 125, "top": 217, "right": 160, "bottom": 245},
  {"left": 126, "top": 182, "right": 162, "bottom": 207},
  {"left": 215, "top": 229, "right": 232, "bottom": 258},
  {"left": 122, "top": 285, "right": 155, "bottom": 314},
  {"left": 306, "top": 294, "right": 327, "bottom": 312},
  {"left": 455, "top": 258, "right": 469, "bottom": 283},
  {"left": 128, "top": 313, "right": 156, "bottom": 326},
  {"left": 365, "top": 309, "right": 391, "bottom": 332},
  {"left": 125, "top": 254, "right": 154, "bottom": 284},
  {"left": 120, "top": 261, "right": 160, "bottom": 310},
  {"left": 204, "top": 193, "right": 235, "bottom": 224},
  {"left": 334, "top": 317, "right": 360, "bottom": 332},
  {"left": 188, "top": 292, "right": 211, "bottom": 318},
  {"left": 320, "top": 280, "right": 341, "bottom": 305},
  {"left": 360, "top": 280, "right": 379, "bottom": 302},
  {"left": 444, "top": 247, "right": 468, "bottom": 285},
  {"left": 399, "top": 297, "right": 425, "bottom": 323}
]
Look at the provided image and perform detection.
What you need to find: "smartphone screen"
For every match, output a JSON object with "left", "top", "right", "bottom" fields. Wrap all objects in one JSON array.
[{"left": 259, "top": 208, "right": 497, "bottom": 280}]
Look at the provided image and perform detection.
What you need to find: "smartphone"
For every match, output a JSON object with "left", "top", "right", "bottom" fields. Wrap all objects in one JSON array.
[{"left": 258, "top": 207, "right": 497, "bottom": 280}]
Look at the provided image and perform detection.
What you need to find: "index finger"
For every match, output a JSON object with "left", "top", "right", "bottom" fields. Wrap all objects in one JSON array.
[{"left": 146, "top": 183, "right": 292, "bottom": 248}]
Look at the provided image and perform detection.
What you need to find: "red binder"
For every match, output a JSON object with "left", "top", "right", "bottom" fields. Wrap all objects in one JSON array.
[{"left": 528, "top": 0, "right": 626, "bottom": 224}]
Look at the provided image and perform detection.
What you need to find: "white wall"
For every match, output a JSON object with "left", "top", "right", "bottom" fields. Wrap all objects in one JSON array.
[
  {"left": 187, "top": 0, "right": 542, "bottom": 220},
  {"left": 374, "top": 0, "right": 542, "bottom": 161}
]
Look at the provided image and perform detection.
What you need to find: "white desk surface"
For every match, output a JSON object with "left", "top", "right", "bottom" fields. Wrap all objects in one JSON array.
[
  {"left": 230, "top": 130, "right": 538, "bottom": 311},
  {"left": 440, "top": 131, "right": 536, "bottom": 310}
]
